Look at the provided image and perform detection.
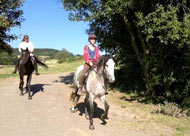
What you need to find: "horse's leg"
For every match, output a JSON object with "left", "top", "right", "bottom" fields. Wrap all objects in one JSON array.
[
  {"left": 19, "top": 74, "right": 24, "bottom": 96},
  {"left": 27, "top": 74, "right": 32, "bottom": 100},
  {"left": 89, "top": 94, "right": 95, "bottom": 130},
  {"left": 100, "top": 95, "right": 109, "bottom": 120},
  {"left": 70, "top": 88, "right": 80, "bottom": 113},
  {"left": 84, "top": 93, "right": 89, "bottom": 120}
]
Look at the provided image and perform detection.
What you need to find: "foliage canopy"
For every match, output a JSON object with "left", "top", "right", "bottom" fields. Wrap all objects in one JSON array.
[
  {"left": 62, "top": 0, "right": 190, "bottom": 108},
  {"left": 0, "top": 0, "right": 24, "bottom": 53}
]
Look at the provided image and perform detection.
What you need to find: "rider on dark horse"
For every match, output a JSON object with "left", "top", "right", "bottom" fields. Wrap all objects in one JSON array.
[
  {"left": 13, "top": 35, "right": 40, "bottom": 75},
  {"left": 78, "top": 34, "right": 100, "bottom": 94}
]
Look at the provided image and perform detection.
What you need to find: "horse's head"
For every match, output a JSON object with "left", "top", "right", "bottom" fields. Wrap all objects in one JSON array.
[
  {"left": 98, "top": 55, "right": 115, "bottom": 83},
  {"left": 20, "top": 48, "right": 30, "bottom": 65}
]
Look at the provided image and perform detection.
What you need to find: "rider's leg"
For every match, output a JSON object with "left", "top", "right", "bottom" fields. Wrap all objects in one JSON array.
[
  {"left": 34, "top": 61, "right": 40, "bottom": 75},
  {"left": 31, "top": 56, "right": 40, "bottom": 75},
  {"left": 79, "top": 63, "right": 90, "bottom": 93},
  {"left": 13, "top": 57, "right": 21, "bottom": 74}
]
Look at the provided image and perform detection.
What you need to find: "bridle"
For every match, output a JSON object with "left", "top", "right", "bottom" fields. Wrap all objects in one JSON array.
[{"left": 20, "top": 49, "right": 30, "bottom": 65}]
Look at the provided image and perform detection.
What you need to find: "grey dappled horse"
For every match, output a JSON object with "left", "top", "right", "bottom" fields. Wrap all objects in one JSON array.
[
  {"left": 18, "top": 48, "right": 47, "bottom": 100},
  {"left": 70, "top": 55, "right": 115, "bottom": 130}
]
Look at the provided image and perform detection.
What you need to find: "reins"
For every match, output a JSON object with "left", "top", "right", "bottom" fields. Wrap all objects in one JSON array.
[{"left": 20, "top": 51, "right": 30, "bottom": 65}]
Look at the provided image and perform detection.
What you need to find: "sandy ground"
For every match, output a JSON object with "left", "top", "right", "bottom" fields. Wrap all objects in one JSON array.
[{"left": 0, "top": 72, "right": 175, "bottom": 136}]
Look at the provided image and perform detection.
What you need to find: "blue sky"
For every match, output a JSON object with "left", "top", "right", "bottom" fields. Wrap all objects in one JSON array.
[{"left": 8, "top": 0, "right": 94, "bottom": 55}]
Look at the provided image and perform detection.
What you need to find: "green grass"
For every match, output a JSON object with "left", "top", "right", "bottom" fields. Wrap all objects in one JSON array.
[
  {"left": 0, "top": 65, "right": 18, "bottom": 79},
  {"left": 0, "top": 59, "right": 83, "bottom": 79},
  {"left": 38, "top": 59, "right": 83, "bottom": 74},
  {"left": 107, "top": 89, "right": 190, "bottom": 136}
]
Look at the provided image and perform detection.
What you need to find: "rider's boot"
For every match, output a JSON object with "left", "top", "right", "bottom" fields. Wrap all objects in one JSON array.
[
  {"left": 12, "top": 65, "right": 18, "bottom": 74},
  {"left": 12, "top": 58, "right": 20, "bottom": 74},
  {"left": 35, "top": 67, "right": 40, "bottom": 75},
  {"left": 34, "top": 59, "right": 40, "bottom": 75},
  {"left": 31, "top": 56, "right": 40, "bottom": 75}
]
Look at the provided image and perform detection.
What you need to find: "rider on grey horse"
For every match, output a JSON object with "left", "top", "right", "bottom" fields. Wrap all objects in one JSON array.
[
  {"left": 78, "top": 34, "right": 100, "bottom": 95},
  {"left": 13, "top": 35, "right": 40, "bottom": 75}
]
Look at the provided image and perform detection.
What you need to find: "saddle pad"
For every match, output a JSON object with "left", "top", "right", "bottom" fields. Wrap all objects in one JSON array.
[
  {"left": 77, "top": 69, "right": 91, "bottom": 82},
  {"left": 77, "top": 70, "right": 83, "bottom": 81}
]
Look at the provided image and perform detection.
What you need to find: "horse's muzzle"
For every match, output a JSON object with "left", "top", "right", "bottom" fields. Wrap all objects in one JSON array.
[{"left": 108, "top": 78, "right": 115, "bottom": 83}]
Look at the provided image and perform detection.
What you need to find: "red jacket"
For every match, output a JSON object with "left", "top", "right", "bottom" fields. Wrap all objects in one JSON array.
[{"left": 83, "top": 45, "right": 100, "bottom": 64}]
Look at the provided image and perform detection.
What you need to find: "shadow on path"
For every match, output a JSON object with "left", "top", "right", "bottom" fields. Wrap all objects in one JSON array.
[
  {"left": 76, "top": 102, "right": 107, "bottom": 125},
  {"left": 30, "top": 84, "right": 51, "bottom": 97},
  {"left": 53, "top": 72, "right": 74, "bottom": 85}
]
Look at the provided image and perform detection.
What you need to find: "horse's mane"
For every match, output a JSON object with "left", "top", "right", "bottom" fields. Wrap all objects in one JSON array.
[
  {"left": 96, "top": 55, "right": 112, "bottom": 71},
  {"left": 20, "top": 48, "right": 30, "bottom": 65}
]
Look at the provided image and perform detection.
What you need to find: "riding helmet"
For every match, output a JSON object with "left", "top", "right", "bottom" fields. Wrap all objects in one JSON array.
[{"left": 88, "top": 34, "right": 96, "bottom": 41}]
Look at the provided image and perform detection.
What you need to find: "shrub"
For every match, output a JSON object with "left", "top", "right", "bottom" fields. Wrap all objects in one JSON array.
[
  {"left": 0, "top": 51, "right": 17, "bottom": 65},
  {"left": 152, "top": 101, "right": 189, "bottom": 118}
]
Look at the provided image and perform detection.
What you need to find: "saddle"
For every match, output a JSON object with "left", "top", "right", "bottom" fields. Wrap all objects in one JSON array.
[
  {"left": 19, "top": 55, "right": 35, "bottom": 65},
  {"left": 77, "top": 69, "right": 91, "bottom": 83}
]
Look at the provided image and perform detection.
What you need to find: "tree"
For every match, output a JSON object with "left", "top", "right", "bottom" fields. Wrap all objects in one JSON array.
[
  {"left": 0, "top": 0, "right": 24, "bottom": 53},
  {"left": 55, "top": 48, "right": 74, "bottom": 63},
  {"left": 62, "top": 0, "right": 190, "bottom": 107}
]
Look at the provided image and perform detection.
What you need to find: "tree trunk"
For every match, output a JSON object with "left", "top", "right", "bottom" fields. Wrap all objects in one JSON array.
[
  {"left": 123, "top": 17, "right": 154, "bottom": 96},
  {"left": 123, "top": 17, "right": 143, "bottom": 66}
]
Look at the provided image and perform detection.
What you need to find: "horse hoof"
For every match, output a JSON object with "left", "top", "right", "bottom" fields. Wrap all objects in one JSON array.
[
  {"left": 70, "top": 108, "right": 78, "bottom": 113},
  {"left": 20, "top": 93, "right": 24, "bottom": 96},
  {"left": 28, "top": 96, "right": 32, "bottom": 100},
  {"left": 85, "top": 115, "right": 89, "bottom": 120},
  {"left": 101, "top": 114, "right": 108, "bottom": 120},
  {"left": 89, "top": 125, "right": 95, "bottom": 130}
]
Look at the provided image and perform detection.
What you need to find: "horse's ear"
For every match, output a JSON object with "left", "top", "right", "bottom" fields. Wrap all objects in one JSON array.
[
  {"left": 112, "top": 54, "right": 118, "bottom": 64},
  {"left": 103, "top": 54, "right": 110, "bottom": 63},
  {"left": 112, "top": 54, "right": 118, "bottom": 59}
]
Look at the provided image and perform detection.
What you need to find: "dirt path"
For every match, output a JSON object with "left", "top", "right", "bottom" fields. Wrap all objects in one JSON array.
[{"left": 0, "top": 73, "right": 174, "bottom": 136}]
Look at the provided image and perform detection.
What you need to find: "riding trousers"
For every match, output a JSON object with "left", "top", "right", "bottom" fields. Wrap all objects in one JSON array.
[{"left": 79, "top": 63, "right": 91, "bottom": 87}]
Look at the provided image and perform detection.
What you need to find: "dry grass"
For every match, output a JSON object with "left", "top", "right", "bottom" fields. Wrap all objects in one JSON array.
[
  {"left": 0, "top": 59, "right": 83, "bottom": 79},
  {"left": 107, "top": 89, "right": 190, "bottom": 136}
]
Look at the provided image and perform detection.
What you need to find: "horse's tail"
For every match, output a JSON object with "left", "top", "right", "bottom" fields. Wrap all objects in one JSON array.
[
  {"left": 35, "top": 57, "right": 48, "bottom": 68},
  {"left": 70, "top": 73, "right": 78, "bottom": 102},
  {"left": 70, "top": 89, "right": 77, "bottom": 102},
  {"left": 70, "top": 72, "right": 82, "bottom": 105}
]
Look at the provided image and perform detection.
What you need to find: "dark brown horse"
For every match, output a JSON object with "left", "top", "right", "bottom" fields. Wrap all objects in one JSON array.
[{"left": 18, "top": 48, "right": 47, "bottom": 100}]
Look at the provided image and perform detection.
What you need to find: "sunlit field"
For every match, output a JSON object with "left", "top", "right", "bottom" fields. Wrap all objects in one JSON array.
[{"left": 0, "top": 59, "right": 83, "bottom": 79}]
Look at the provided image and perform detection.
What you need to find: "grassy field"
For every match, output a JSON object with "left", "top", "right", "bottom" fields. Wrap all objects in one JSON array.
[
  {"left": 0, "top": 59, "right": 83, "bottom": 79},
  {"left": 0, "top": 58, "right": 190, "bottom": 136},
  {"left": 107, "top": 90, "right": 190, "bottom": 136}
]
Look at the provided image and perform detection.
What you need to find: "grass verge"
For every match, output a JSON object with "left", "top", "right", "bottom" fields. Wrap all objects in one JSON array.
[
  {"left": 107, "top": 89, "right": 190, "bottom": 136},
  {"left": 0, "top": 59, "right": 83, "bottom": 79}
]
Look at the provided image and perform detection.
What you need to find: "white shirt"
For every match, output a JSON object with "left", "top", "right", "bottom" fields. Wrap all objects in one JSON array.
[{"left": 18, "top": 41, "right": 34, "bottom": 55}]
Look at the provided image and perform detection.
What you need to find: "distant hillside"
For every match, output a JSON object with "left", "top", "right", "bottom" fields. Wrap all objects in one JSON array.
[
  {"left": 13, "top": 48, "right": 59, "bottom": 58},
  {"left": 1, "top": 48, "right": 82, "bottom": 65}
]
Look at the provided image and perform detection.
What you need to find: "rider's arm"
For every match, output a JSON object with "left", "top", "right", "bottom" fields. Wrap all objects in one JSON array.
[
  {"left": 95, "top": 47, "right": 100, "bottom": 61},
  {"left": 18, "top": 43, "right": 22, "bottom": 53},
  {"left": 83, "top": 45, "right": 91, "bottom": 64},
  {"left": 28, "top": 42, "right": 34, "bottom": 53}
]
